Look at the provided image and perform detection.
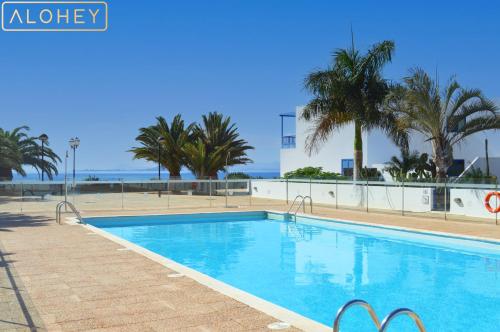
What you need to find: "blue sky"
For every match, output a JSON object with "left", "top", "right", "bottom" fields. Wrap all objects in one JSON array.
[{"left": 1, "top": 0, "right": 499, "bottom": 171}]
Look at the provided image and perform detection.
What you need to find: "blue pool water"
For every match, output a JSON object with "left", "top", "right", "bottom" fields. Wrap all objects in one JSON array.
[{"left": 87, "top": 212, "right": 500, "bottom": 331}]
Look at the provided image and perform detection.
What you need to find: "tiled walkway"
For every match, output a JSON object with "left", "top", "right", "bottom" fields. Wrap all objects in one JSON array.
[
  {"left": 0, "top": 212, "right": 301, "bottom": 332},
  {"left": 0, "top": 235, "right": 45, "bottom": 331},
  {"left": 1, "top": 206, "right": 499, "bottom": 332}
]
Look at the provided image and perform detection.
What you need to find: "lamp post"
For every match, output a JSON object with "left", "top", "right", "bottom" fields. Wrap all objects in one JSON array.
[
  {"left": 69, "top": 137, "right": 80, "bottom": 187},
  {"left": 225, "top": 151, "right": 231, "bottom": 208},
  {"left": 157, "top": 136, "right": 166, "bottom": 180},
  {"left": 64, "top": 151, "right": 68, "bottom": 208},
  {"left": 39, "top": 134, "right": 48, "bottom": 181},
  {"left": 157, "top": 136, "right": 166, "bottom": 197}
]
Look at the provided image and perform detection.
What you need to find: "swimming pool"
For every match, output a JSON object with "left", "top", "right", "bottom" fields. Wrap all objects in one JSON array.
[{"left": 86, "top": 211, "right": 500, "bottom": 331}]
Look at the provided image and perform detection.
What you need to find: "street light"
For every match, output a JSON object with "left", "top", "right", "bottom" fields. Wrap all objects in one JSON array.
[
  {"left": 157, "top": 136, "right": 166, "bottom": 180},
  {"left": 157, "top": 136, "right": 166, "bottom": 197},
  {"left": 64, "top": 150, "right": 69, "bottom": 207},
  {"left": 225, "top": 151, "right": 231, "bottom": 208},
  {"left": 39, "top": 134, "right": 48, "bottom": 181},
  {"left": 69, "top": 137, "right": 80, "bottom": 186}
]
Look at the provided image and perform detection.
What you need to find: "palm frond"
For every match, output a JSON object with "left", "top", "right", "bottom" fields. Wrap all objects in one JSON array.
[
  {"left": 0, "top": 126, "right": 60, "bottom": 180},
  {"left": 387, "top": 68, "right": 500, "bottom": 179}
]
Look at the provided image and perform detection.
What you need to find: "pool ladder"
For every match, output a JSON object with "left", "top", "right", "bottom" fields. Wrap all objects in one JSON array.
[
  {"left": 333, "top": 299, "right": 426, "bottom": 332},
  {"left": 287, "top": 195, "right": 313, "bottom": 221},
  {"left": 56, "top": 201, "right": 84, "bottom": 225}
]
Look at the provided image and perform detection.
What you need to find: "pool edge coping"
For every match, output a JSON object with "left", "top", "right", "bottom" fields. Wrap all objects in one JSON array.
[
  {"left": 82, "top": 209, "right": 500, "bottom": 245},
  {"left": 283, "top": 210, "right": 500, "bottom": 245},
  {"left": 81, "top": 221, "right": 331, "bottom": 332},
  {"left": 72, "top": 209, "right": 500, "bottom": 332}
]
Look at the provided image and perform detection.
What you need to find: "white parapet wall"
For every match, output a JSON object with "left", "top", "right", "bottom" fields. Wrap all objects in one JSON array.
[
  {"left": 251, "top": 180, "right": 432, "bottom": 213},
  {"left": 449, "top": 184, "right": 499, "bottom": 220},
  {"left": 252, "top": 179, "right": 500, "bottom": 220},
  {"left": 251, "top": 180, "right": 288, "bottom": 200}
]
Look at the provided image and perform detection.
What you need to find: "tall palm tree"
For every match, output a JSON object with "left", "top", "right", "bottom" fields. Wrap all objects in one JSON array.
[
  {"left": 130, "top": 115, "right": 195, "bottom": 179},
  {"left": 303, "top": 39, "right": 408, "bottom": 180},
  {"left": 385, "top": 68, "right": 500, "bottom": 180},
  {"left": 0, "top": 126, "right": 60, "bottom": 181},
  {"left": 184, "top": 112, "right": 253, "bottom": 179}
]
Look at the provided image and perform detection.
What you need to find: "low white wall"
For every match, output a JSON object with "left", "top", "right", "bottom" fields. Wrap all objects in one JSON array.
[
  {"left": 251, "top": 180, "right": 432, "bottom": 213},
  {"left": 250, "top": 180, "right": 287, "bottom": 200},
  {"left": 368, "top": 184, "right": 431, "bottom": 212},
  {"left": 450, "top": 187, "right": 499, "bottom": 220}
]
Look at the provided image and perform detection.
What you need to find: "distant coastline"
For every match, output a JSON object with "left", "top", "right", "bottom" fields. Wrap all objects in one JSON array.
[{"left": 12, "top": 170, "right": 280, "bottom": 181}]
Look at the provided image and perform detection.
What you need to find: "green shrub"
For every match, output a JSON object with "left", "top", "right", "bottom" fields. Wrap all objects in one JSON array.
[
  {"left": 83, "top": 175, "right": 100, "bottom": 181},
  {"left": 457, "top": 167, "right": 497, "bottom": 184},
  {"left": 283, "top": 167, "right": 347, "bottom": 180},
  {"left": 227, "top": 172, "right": 251, "bottom": 179}
]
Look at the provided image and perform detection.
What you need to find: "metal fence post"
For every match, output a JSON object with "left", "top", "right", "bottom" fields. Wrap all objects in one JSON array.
[
  {"left": 249, "top": 179, "right": 252, "bottom": 206},
  {"left": 20, "top": 182, "right": 23, "bottom": 213},
  {"left": 64, "top": 180, "right": 68, "bottom": 212},
  {"left": 496, "top": 181, "right": 498, "bottom": 226},
  {"left": 366, "top": 178, "right": 369, "bottom": 213},
  {"left": 209, "top": 177, "right": 213, "bottom": 208},
  {"left": 121, "top": 180, "right": 124, "bottom": 210},
  {"left": 335, "top": 179, "right": 338, "bottom": 209},
  {"left": 401, "top": 179, "right": 405, "bottom": 216},
  {"left": 309, "top": 177, "right": 312, "bottom": 199},
  {"left": 286, "top": 178, "right": 289, "bottom": 204},
  {"left": 167, "top": 180, "right": 170, "bottom": 209},
  {"left": 444, "top": 179, "right": 448, "bottom": 221},
  {"left": 225, "top": 177, "right": 229, "bottom": 208}
]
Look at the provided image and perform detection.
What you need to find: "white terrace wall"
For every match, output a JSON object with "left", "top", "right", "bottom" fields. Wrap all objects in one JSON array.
[
  {"left": 252, "top": 180, "right": 499, "bottom": 220},
  {"left": 449, "top": 185, "right": 499, "bottom": 219},
  {"left": 251, "top": 180, "right": 431, "bottom": 213},
  {"left": 251, "top": 180, "right": 288, "bottom": 200}
]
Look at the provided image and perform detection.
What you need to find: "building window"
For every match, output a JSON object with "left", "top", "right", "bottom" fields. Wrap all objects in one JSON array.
[
  {"left": 449, "top": 118, "right": 466, "bottom": 132},
  {"left": 280, "top": 112, "right": 296, "bottom": 149},
  {"left": 281, "top": 135, "right": 296, "bottom": 149},
  {"left": 447, "top": 159, "right": 465, "bottom": 177},
  {"left": 341, "top": 159, "right": 354, "bottom": 176}
]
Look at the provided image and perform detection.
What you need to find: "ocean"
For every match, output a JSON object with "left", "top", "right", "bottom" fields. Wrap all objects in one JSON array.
[{"left": 11, "top": 171, "right": 280, "bottom": 182}]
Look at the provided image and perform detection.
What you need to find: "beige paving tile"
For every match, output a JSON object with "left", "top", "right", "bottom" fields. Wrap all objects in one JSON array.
[
  {"left": 2, "top": 203, "right": 498, "bottom": 332},
  {"left": 0, "top": 210, "right": 308, "bottom": 331}
]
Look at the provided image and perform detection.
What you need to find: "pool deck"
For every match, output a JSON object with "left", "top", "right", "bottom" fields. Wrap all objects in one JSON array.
[{"left": 1, "top": 205, "right": 499, "bottom": 331}]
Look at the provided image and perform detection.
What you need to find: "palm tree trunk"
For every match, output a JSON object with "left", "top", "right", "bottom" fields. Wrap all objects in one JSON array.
[
  {"left": 169, "top": 172, "right": 181, "bottom": 180},
  {"left": 207, "top": 171, "right": 218, "bottom": 180},
  {"left": 0, "top": 167, "right": 13, "bottom": 181},
  {"left": 435, "top": 160, "right": 448, "bottom": 180},
  {"left": 353, "top": 121, "right": 363, "bottom": 180},
  {"left": 432, "top": 141, "right": 451, "bottom": 181}
]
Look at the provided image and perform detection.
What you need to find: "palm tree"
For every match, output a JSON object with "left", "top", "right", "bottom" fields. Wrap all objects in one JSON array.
[
  {"left": 385, "top": 150, "right": 434, "bottom": 181},
  {"left": 0, "top": 126, "right": 60, "bottom": 181},
  {"left": 303, "top": 39, "right": 408, "bottom": 180},
  {"left": 385, "top": 68, "right": 500, "bottom": 180},
  {"left": 130, "top": 115, "right": 194, "bottom": 179},
  {"left": 184, "top": 112, "right": 253, "bottom": 179},
  {"left": 0, "top": 133, "right": 23, "bottom": 179}
]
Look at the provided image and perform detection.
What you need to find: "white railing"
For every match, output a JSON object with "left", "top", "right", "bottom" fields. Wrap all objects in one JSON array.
[
  {"left": 0, "top": 178, "right": 498, "bottom": 223},
  {"left": 251, "top": 178, "right": 499, "bottom": 223}
]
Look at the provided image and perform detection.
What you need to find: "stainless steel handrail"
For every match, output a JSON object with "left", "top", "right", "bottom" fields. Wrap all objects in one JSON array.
[
  {"left": 332, "top": 299, "right": 381, "bottom": 332},
  {"left": 333, "top": 299, "right": 426, "bottom": 332},
  {"left": 56, "top": 201, "right": 83, "bottom": 225},
  {"left": 294, "top": 196, "right": 312, "bottom": 221},
  {"left": 287, "top": 195, "right": 304, "bottom": 214},
  {"left": 379, "top": 308, "right": 426, "bottom": 332}
]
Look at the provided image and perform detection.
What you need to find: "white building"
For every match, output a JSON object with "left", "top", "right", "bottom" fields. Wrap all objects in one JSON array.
[{"left": 280, "top": 106, "right": 500, "bottom": 179}]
